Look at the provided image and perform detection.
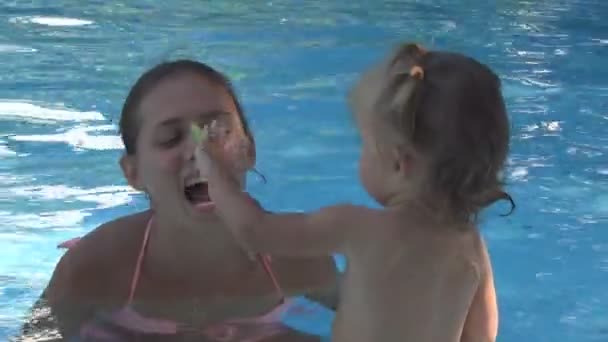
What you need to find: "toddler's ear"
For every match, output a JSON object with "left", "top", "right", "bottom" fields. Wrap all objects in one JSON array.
[{"left": 392, "top": 146, "right": 415, "bottom": 176}]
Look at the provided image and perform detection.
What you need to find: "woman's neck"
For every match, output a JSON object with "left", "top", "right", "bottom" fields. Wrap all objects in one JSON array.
[{"left": 144, "top": 212, "right": 253, "bottom": 281}]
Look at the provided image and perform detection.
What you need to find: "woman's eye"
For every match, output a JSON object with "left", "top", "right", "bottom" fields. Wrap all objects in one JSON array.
[{"left": 159, "top": 132, "right": 183, "bottom": 147}]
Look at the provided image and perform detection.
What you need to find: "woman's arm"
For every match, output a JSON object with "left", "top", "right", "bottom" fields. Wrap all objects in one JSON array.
[
  {"left": 17, "top": 289, "right": 63, "bottom": 341},
  {"left": 269, "top": 252, "right": 341, "bottom": 311},
  {"left": 302, "top": 270, "right": 341, "bottom": 311},
  {"left": 26, "top": 250, "right": 97, "bottom": 341}
]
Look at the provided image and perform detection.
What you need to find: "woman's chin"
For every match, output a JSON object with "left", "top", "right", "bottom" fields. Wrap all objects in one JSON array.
[{"left": 180, "top": 197, "right": 216, "bottom": 218}]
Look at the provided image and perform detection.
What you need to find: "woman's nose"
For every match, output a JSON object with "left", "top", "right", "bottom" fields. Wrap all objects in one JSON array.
[{"left": 183, "top": 136, "right": 197, "bottom": 161}]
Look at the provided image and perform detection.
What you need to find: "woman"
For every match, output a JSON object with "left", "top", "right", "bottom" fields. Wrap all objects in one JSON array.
[{"left": 18, "top": 60, "right": 338, "bottom": 341}]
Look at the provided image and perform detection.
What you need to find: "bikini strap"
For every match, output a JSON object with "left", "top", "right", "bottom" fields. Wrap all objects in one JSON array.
[
  {"left": 258, "top": 255, "right": 286, "bottom": 304},
  {"left": 127, "top": 216, "right": 154, "bottom": 305},
  {"left": 126, "top": 217, "right": 286, "bottom": 305}
]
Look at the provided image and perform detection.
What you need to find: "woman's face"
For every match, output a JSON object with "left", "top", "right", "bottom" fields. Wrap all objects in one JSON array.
[{"left": 120, "top": 71, "right": 253, "bottom": 223}]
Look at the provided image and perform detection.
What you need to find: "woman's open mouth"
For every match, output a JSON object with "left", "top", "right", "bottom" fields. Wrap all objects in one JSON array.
[{"left": 184, "top": 180, "right": 214, "bottom": 210}]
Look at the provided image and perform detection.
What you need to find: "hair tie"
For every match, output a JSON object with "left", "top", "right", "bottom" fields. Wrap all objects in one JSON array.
[{"left": 409, "top": 65, "right": 424, "bottom": 80}]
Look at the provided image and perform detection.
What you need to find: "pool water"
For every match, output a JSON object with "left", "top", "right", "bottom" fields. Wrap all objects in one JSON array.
[{"left": 1, "top": 0, "right": 607, "bottom": 341}]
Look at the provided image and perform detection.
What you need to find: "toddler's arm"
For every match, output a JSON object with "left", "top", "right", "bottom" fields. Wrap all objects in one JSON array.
[
  {"left": 192, "top": 122, "right": 364, "bottom": 257},
  {"left": 213, "top": 172, "right": 356, "bottom": 256},
  {"left": 461, "top": 237, "right": 498, "bottom": 342},
  {"left": 203, "top": 150, "right": 360, "bottom": 257}
]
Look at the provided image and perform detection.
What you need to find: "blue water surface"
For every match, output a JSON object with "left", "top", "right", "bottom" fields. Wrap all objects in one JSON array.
[{"left": 1, "top": 1, "right": 607, "bottom": 341}]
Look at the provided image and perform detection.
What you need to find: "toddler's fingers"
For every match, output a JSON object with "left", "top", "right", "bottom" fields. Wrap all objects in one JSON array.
[
  {"left": 193, "top": 146, "right": 211, "bottom": 176},
  {"left": 207, "top": 119, "right": 230, "bottom": 142}
]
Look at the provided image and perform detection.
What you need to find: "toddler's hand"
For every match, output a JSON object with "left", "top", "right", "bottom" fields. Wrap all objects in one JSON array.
[
  {"left": 208, "top": 119, "right": 251, "bottom": 174},
  {"left": 192, "top": 121, "right": 258, "bottom": 260},
  {"left": 191, "top": 121, "right": 232, "bottom": 179}
]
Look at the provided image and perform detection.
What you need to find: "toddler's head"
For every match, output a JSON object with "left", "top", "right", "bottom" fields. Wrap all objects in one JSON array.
[{"left": 350, "top": 43, "right": 513, "bottom": 222}]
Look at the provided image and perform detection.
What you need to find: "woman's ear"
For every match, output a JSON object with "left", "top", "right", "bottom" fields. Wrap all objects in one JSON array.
[{"left": 120, "top": 154, "right": 145, "bottom": 191}]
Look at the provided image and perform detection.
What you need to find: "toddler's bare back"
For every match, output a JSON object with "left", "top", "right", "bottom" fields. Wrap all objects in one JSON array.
[{"left": 332, "top": 207, "right": 492, "bottom": 342}]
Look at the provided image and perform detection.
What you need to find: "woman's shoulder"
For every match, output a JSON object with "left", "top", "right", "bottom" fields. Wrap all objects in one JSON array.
[
  {"left": 66, "top": 210, "right": 150, "bottom": 262},
  {"left": 47, "top": 211, "right": 152, "bottom": 299}
]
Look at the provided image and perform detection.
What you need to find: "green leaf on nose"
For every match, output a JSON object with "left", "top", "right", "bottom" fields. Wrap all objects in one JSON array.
[{"left": 190, "top": 123, "right": 207, "bottom": 145}]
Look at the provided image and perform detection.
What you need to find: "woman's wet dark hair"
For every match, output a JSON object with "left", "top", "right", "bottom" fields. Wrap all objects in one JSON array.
[
  {"left": 119, "top": 60, "right": 253, "bottom": 155},
  {"left": 362, "top": 43, "right": 515, "bottom": 222}
]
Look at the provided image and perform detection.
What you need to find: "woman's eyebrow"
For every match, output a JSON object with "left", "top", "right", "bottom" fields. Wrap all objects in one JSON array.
[{"left": 198, "top": 110, "right": 231, "bottom": 120}]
